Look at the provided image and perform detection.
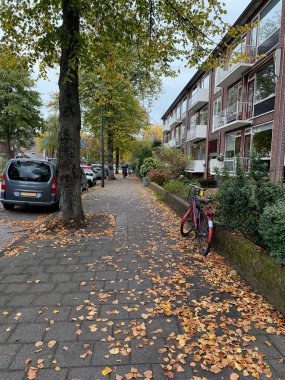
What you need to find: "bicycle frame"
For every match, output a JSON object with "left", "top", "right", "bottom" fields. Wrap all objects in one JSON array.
[{"left": 181, "top": 183, "right": 214, "bottom": 256}]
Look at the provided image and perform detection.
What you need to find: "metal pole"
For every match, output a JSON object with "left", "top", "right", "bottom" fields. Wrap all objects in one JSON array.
[{"left": 100, "top": 81, "right": 105, "bottom": 187}]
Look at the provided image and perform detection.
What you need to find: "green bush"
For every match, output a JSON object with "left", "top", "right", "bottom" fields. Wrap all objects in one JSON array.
[
  {"left": 259, "top": 200, "right": 285, "bottom": 264},
  {"left": 148, "top": 167, "right": 173, "bottom": 186},
  {"left": 139, "top": 157, "right": 159, "bottom": 177},
  {"left": 217, "top": 157, "right": 254, "bottom": 234},
  {"left": 130, "top": 141, "right": 153, "bottom": 175},
  {"left": 164, "top": 180, "right": 189, "bottom": 200}
]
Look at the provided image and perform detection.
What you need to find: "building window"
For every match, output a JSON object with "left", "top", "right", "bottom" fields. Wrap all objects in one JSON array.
[
  {"left": 213, "top": 97, "right": 222, "bottom": 130},
  {"left": 181, "top": 98, "right": 187, "bottom": 119},
  {"left": 199, "top": 106, "right": 208, "bottom": 125},
  {"left": 225, "top": 131, "right": 241, "bottom": 158},
  {"left": 214, "top": 70, "right": 221, "bottom": 94},
  {"left": 254, "top": 61, "right": 276, "bottom": 103},
  {"left": 253, "top": 123, "right": 273, "bottom": 158},
  {"left": 259, "top": 0, "right": 282, "bottom": 46},
  {"left": 201, "top": 73, "right": 210, "bottom": 89}
]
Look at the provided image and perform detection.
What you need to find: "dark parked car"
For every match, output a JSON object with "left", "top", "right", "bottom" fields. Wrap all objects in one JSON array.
[{"left": 1, "top": 159, "right": 60, "bottom": 210}]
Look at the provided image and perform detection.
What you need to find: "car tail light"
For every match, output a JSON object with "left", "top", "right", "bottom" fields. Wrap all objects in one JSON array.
[
  {"left": 1, "top": 173, "right": 6, "bottom": 190},
  {"left": 51, "top": 177, "right": 57, "bottom": 193}
]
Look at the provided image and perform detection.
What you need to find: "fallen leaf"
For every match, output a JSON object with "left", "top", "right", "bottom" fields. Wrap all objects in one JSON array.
[
  {"left": 48, "top": 340, "right": 57, "bottom": 348},
  {"left": 102, "top": 367, "right": 112, "bottom": 376},
  {"left": 230, "top": 374, "right": 239, "bottom": 380},
  {"left": 26, "top": 367, "right": 38, "bottom": 379},
  {"left": 109, "top": 348, "right": 120, "bottom": 355},
  {"left": 144, "top": 370, "right": 153, "bottom": 378}
]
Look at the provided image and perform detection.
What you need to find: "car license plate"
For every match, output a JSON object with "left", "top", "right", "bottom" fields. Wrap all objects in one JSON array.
[{"left": 20, "top": 192, "right": 37, "bottom": 197}]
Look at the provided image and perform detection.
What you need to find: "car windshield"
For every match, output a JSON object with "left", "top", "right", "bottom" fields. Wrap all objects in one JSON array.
[
  {"left": 8, "top": 161, "right": 51, "bottom": 182},
  {"left": 83, "top": 168, "right": 92, "bottom": 173}
]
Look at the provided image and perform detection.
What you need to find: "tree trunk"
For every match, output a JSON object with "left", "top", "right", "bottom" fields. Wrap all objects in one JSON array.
[
  {"left": 58, "top": 0, "right": 84, "bottom": 226},
  {"left": 6, "top": 129, "right": 11, "bottom": 159},
  {"left": 107, "top": 129, "right": 115, "bottom": 180},
  {"left": 115, "top": 147, "right": 119, "bottom": 174}
]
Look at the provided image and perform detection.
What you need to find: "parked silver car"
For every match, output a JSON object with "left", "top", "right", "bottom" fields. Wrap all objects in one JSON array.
[{"left": 1, "top": 159, "right": 61, "bottom": 210}]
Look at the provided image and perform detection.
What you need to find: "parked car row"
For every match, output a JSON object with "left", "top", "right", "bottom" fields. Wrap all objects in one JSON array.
[{"left": 0, "top": 158, "right": 105, "bottom": 211}]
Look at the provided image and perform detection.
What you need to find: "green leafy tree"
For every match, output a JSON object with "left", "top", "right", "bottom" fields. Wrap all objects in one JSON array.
[
  {"left": 0, "top": 0, "right": 237, "bottom": 225},
  {"left": 0, "top": 52, "right": 43, "bottom": 159},
  {"left": 81, "top": 66, "right": 149, "bottom": 179}
]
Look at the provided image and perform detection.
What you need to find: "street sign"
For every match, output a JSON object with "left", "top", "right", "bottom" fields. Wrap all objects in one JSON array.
[
  {"left": 80, "top": 140, "right": 85, "bottom": 148},
  {"left": 42, "top": 140, "right": 47, "bottom": 146}
]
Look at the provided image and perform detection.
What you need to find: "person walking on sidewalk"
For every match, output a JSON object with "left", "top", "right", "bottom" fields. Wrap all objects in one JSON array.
[{"left": 121, "top": 162, "right": 128, "bottom": 179}]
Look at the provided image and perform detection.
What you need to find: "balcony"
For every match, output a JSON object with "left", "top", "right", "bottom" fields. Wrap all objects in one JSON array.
[
  {"left": 164, "top": 139, "right": 176, "bottom": 148},
  {"left": 163, "top": 121, "right": 171, "bottom": 132},
  {"left": 187, "top": 124, "right": 207, "bottom": 142},
  {"left": 213, "top": 102, "right": 252, "bottom": 132},
  {"left": 189, "top": 88, "right": 209, "bottom": 112},
  {"left": 186, "top": 160, "right": 205, "bottom": 173},
  {"left": 216, "top": 45, "right": 256, "bottom": 88},
  {"left": 209, "top": 158, "right": 224, "bottom": 175}
]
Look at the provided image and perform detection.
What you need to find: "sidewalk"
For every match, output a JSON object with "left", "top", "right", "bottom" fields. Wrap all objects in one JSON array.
[{"left": 0, "top": 177, "right": 284, "bottom": 380}]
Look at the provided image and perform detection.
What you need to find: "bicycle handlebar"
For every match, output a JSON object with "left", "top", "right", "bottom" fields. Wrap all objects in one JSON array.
[{"left": 188, "top": 183, "right": 205, "bottom": 193}]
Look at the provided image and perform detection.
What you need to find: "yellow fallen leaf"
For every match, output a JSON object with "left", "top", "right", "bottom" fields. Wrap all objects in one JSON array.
[
  {"left": 48, "top": 340, "right": 57, "bottom": 348},
  {"left": 230, "top": 373, "right": 239, "bottom": 380},
  {"left": 102, "top": 367, "right": 112, "bottom": 376}
]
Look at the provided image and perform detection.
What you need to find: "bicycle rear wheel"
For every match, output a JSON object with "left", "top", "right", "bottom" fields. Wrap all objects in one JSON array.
[
  {"left": 198, "top": 213, "right": 211, "bottom": 256},
  {"left": 181, "top": 208, "right": 195, "bottom": 237}
]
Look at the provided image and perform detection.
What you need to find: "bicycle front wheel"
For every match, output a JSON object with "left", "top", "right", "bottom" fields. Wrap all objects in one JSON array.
[
  {"left": 198, "top": 214, "right": 211, "bottom": 256},
  {"left": 181, "top": 208, "right": 195, "bottom": 237}
]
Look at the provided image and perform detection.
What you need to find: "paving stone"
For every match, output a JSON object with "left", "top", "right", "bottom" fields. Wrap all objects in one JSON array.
[
  {"left": 130, "top": 339, "right": 166, "bottom": 364},
  {"left": 0, "top": 344, "right": 20, "bottom": 370},
  {"left": 8, "top": 323, "right": 46, "bottom": 343},
  {"left": 9, "top": 342, "right": 54, "bottom": 370},
  {"left": 28, "top": 283, "right": 56, "bottom": 293},
  {"left": 61, "top": 292, "right": 91, "bottom": 306},
  {"left": 54, "top": 342, "right": 94, "bottom": 367},
  {"left": 8, "top": 294, "right": 36, "bottom": 307},
  {"left": 69, "top": 366, "right": 110, "bottom": 380},
  {"left": 37, "top": 306, "right": 71, "bottom": 322},
  {"left": 34, "top": 368, "right": 69, "bottom": 380},
  {"left": 49, "top": 273, "right": 72, "bottom": 283},
  {"left": 91, "top": 341, "right": 131, "bottom": 366},
  {"left": 32, "top": 294, "right": 62, "bottom": 306},
  {"left": 44, "top": 322, "right": 79, "bottom": 342},
  {"left": 268, "top": 359, "right": 285, "bottom": 378},
  {"left": 268, "top": 334, "right": 285, "bottom": 356},
  {"left": 0, "top": 370, "right": 25, "bottom": 380},
  {"left": 7, "top": 307, "right": 41, "bottom": 324}
]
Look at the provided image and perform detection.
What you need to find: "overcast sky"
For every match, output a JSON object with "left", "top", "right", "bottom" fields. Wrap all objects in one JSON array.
[{"left": 36, "top": 0, "right": 251, "bottom": 124}]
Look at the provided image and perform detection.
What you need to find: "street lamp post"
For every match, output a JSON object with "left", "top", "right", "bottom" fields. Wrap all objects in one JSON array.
[{"left": 100, "top": 81, "right": 105, "bottom": 187}]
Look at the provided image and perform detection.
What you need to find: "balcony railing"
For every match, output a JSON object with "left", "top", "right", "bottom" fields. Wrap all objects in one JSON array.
[
  {"left": 209, "top": 157, "right": 250, "bottom": 175},
  {"left": 187, "top": 123, "right": 207, "bottom": 142},
  {"left": 164, "top": 139, "right": 176, "bottom": 148},
  {"left": 209, "top": 158, "right": 224, "bottom": 175},
  {"left": 189, "top": 88, "right": 209, "bottom": 112},
  {"left": 213, "top": 102, "right": 252, "bottom": 132},
  {"left": 216, "top": 45, "right": 256, "bottom": 87},
  {"left": 186, "top": 160, "right": 205, "bottom": 173}
]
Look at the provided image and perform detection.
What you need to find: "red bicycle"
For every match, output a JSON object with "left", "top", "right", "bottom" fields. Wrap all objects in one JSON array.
[{"left": 181, "top": 184, "right": 214, "bottom": 256}]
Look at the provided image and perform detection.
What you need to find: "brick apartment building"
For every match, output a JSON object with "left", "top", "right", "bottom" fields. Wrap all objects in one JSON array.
[{"left": 162, "top": 0, "right": 285, "bottom": 180}]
